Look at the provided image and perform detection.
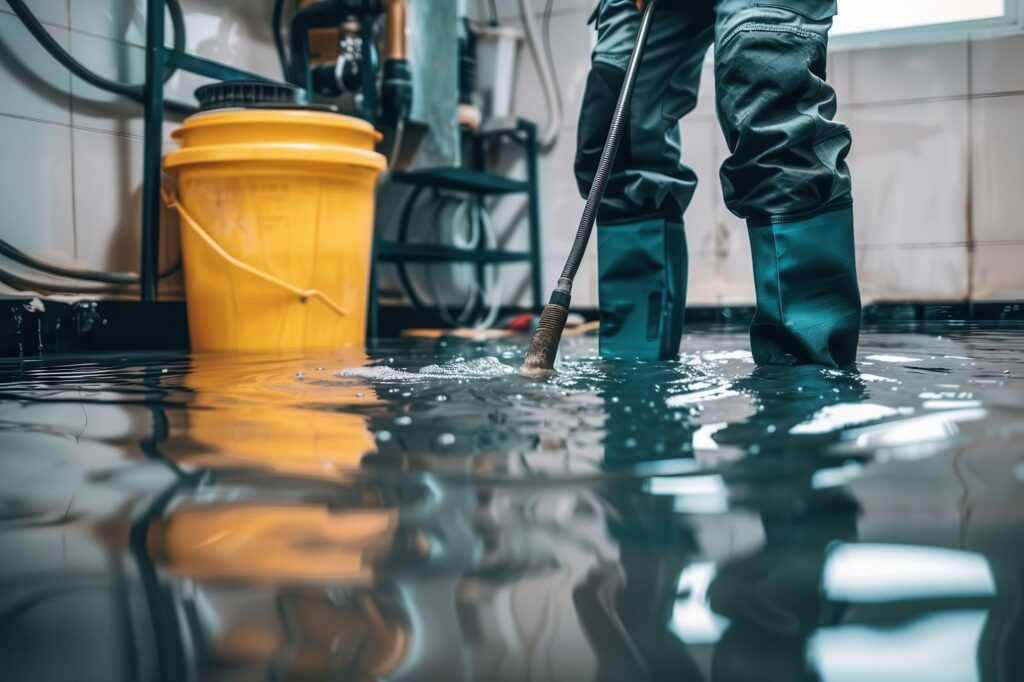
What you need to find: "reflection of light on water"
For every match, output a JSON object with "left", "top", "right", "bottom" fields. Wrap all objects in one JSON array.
[
  {"left": 811, "top": 461, "right": 864, "bottom": 490},
  {"left": 808, "top": 610, "right": 987, "bottom": 682},
  {"left": 865, "top": 354, "right": 923, "bottom": 363},
  {"left": 693, "top": 422, "right": 727, "bottom": 450},
  {"left": 670, "top": 562, "right": 731, "bottom": 645},
  {"left": 846, "top": 408, "right": 987, "bottom": 452},
  {"left": 823, "top": 543, "right": 995, "bottom": 603},
  {"left": 645, "top": 475, "right": 729, "bottom": 514},
  {"left": 666, "top": 385, "right": 739, "bottom": 407},
  {"left": 790, "top": 403, "right": 913, "bottom": 435}
]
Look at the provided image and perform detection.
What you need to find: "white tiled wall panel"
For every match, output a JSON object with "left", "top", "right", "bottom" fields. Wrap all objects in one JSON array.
[
  {"left": 0, "top": 114, "right": 75, "bottom": 257},
  {"left": 0, "top": 11, "right": 71, "bottom": 125},
  {"left": 970, "top": 94, "right": 1024, "bottom": 300},
  {"left": 858, "top": 245, "right": 969, "bottom": 301},
  {"left": 842, "top": 99, "right": 969, "bottom": 248},
  {"left": 831, "top": 40, "right": 969, "bottom": 106}
]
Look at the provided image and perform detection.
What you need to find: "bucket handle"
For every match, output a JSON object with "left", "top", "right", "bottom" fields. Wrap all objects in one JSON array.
[{"left": 162, "top": 188, "right": 349, "bottom": 318}]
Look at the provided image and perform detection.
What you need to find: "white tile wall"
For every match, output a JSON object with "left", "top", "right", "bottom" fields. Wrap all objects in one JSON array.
[
  {"left": 842, "top": 99, "right": 969, "bottom": 249},
  {"left": 0, "top": 114, "right": 75, "bottom": 256},
  {"left": 970, "top": 94, "right": 1024, "bottom": 300},
  {"left": 0, "top": 11, "right": 71, "bottom": 125},
  {"left": 0, "top": 0, "right": 280, "bottom": 292}
]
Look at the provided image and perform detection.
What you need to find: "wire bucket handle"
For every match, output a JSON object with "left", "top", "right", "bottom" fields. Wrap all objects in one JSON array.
[{"left": 162, "top": 187, "right": 349, "bottom": 318}]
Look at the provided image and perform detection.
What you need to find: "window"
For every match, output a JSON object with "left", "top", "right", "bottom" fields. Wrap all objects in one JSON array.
[{"left": 831, "top": 0, "right": 1024, "bottom": 47}]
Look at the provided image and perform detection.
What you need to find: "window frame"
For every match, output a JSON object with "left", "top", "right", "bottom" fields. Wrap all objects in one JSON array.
[{"left": 829, "top": 0, "right": 1024, "bottom": 50}]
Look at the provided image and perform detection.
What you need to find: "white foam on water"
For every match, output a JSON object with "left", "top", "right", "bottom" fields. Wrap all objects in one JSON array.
[
  {"left": 337, "top": 366, "right": 422, "bottom": 381},
  {"left": 701, "top": 350, "right": 754, "bottom": 362},
  {"left": 418, "top": 356, "right": 516, "bottom": 379},
  {"left": 338, "top": 357, "right": 515, "bottom": 383}
]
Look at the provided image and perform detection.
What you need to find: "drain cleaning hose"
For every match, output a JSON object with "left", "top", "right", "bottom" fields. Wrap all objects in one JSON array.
[
  {"left": 518, "top": 0, "right": 561, "bottom": 148},
  {"left": 524, "top": 0, "right": 658, "bottom": 372},
  {"left": 6, "top": 0, "right": 197, "bottom": 115}
]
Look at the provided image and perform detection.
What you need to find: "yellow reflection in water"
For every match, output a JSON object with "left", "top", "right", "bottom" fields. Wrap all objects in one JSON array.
[
  {"left": 151, "top": 503, "right": 397, "bottom": 582},
  {"left": 165, "top": 351, "right": 380, "bottom": 478}
]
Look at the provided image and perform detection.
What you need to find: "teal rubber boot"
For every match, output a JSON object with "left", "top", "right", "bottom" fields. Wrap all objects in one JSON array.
[
  {"left": 747, "top": 206, "right": 861, "bottom": 367},
  {"left": 597, "top": 218, "right": 687, "bottom": 361}
]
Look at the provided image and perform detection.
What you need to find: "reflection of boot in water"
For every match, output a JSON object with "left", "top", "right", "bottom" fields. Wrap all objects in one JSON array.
[
  {"left": 573, "top": 480, "right": 704, "bottom": 680},
  {"left": 707, "top": 465, "right": 859, "bottom": 681},
  {"left": 712, "top": 364, "right": 868, "bottom": 454}
]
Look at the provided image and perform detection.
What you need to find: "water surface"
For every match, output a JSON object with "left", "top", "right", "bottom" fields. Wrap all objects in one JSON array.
[{"left": 1, "top": 323, "right": 1022, "bottom": 680}]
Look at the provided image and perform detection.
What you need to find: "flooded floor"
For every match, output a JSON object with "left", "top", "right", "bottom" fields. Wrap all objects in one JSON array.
[{"left": 1, "top": 322, "right": 1023, "bottom": 681}]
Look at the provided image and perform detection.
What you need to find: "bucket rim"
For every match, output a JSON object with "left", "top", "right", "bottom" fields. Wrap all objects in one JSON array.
[
  {"left": 171, "top": 109, "right": 383, "bottom": 143},
  {"left": 163, "top": 143, "right": 387, "bottom": 171}
]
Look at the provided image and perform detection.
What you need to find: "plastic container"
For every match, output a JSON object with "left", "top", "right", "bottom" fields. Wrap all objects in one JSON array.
[{"left": 163, "top": 109, "right": 386, "bottom": 351}]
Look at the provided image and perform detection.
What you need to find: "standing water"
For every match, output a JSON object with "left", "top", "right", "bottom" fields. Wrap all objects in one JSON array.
[{"left": 1, "top": 322, "right": 1023, "bottom": 680}]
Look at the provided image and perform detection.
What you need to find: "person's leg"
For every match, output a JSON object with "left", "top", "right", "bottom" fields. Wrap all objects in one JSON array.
[
  {"left": 575, "top": 0, "right": 714, "bottom": 360},
  {"left": 713, "top": 0, "right": 861, "bottom": 367}
]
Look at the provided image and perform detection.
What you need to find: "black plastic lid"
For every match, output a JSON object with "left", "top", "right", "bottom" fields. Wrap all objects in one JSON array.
[{"left": 195, "top": 81, "right": 336, "bottom": 112}]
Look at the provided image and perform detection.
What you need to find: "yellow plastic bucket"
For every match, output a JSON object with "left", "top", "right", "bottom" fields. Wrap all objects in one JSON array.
[{"left": 163, "top": 109, "right": 386, "bottom": 351}]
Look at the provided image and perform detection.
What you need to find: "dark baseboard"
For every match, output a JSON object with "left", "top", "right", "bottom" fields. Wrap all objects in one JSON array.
[{"left": 1, "top": 297, "right": 1021, "bottom": 357}]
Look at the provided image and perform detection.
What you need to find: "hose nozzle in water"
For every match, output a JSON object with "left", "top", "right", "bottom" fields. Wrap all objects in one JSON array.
[
  {"left": 522, "top": 295, "right": 570, "bottom": 376},
  {"left": 521, "top": 0, "right": 658, "bottom": 375}
]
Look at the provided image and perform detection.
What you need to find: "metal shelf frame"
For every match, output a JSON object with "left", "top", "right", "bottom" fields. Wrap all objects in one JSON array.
[
  {"left": 141, "top": 4, "right": 543, "bottom": 341},
  {"left": 139, "top": 0, "right": 283, "bottom": 302},
  {"left": 368, "top": 118, "right": 545, "bottom": 337}
]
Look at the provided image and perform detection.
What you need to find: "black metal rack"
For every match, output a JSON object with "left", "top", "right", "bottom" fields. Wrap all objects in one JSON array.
[
  {"left": 369, "top": 118, "right": 544, "bottom": 335},
  {"left": 139, "top": 0, "right": 281, "bottom": 302},
  {"left": 140, "top": 2, "right": 543, "bottom": 339}
]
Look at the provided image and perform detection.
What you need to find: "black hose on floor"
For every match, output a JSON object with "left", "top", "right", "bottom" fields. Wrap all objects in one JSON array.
[
  {"left": 523, "top": 0, "right": 659, "bottom": 374},
  {"left": 0, "top": 237, "right": 181, "bottom": 285},
  {"left": 6, "top": 0, "right": 197, "bottom": 115}
]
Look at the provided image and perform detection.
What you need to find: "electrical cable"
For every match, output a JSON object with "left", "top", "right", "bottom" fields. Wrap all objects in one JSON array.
[
  {"left": 517, "top": 0, "right": 562, "bottom": 149},
  {"left": 0, "top": 237, "right": 179, "bottom": 285},
  {"left": 6, "top": 0, "right": 197, "bottom": 115},
  {"left": 272, "top": 0, "right": 293, "bottom": 80},
  {"left": 0, "top": 266, "right": 132, "bottom": 295},
  {"left": 542, "top": 0, "right": 563, "bottom": 112}
]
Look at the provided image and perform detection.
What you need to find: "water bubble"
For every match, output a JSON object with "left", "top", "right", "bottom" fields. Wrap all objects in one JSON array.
[
  {"left": 295, "top": 371, "right": 305, "bottom": 379},
  {"left": 611, "top": 397, "right": 619, "bottom": 403},
  {"left": 376, "top": 430, "right": 393, "bottom": 442},
  {"left": 436, "top": 433, "right": 456, "bottom": 447},
  {"left": 395, "top": 415, "right": 412, "bottom": 426},
  {"left": 161, "top": 368, "right": 168, "bottom": 374},
  {"left": 355, "top": 392, "right": 365, "bottom": 398},
  {"left": 316, "top": 367, "right": 325, "bottom": 371},
  {"left": 749, "top": 444, "right": 761, "bottom": 455},
  {"left": 402, "top": 391, "right": 412, "bottom": 398},
  {"left": 624, "top": 437, "right": 637, "bottom": 448},
  {"left": 436, "top": 394, "right": 449, "bottom": 402},
  {"left": 766, "top": 424, "right": 777, "bottom": 434}
]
